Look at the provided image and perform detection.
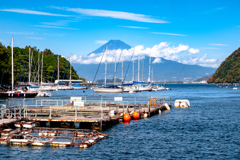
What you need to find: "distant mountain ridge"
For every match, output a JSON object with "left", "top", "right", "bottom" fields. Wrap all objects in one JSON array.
[
  {"left": 88, "top": 40, "right": 131, "bottom": 55},
  {"left": 208, "top": 47, "right": 240, "bottom": 83},
  {"left": 73, "top": 40, "right": 216, "bottom": 81}
]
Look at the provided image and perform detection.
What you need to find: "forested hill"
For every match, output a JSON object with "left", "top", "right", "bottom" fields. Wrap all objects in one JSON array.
[
  {"left": 208, "top": 47, "right": 240, "bottom": 83},
  {"left": 0, "top": 42, "right": 80, "bottom": 86}
]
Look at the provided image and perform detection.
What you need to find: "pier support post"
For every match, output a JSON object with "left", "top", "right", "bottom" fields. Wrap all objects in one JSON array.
[
  {"left": 14, "top": 108, "right": 16, "bottom": 119},
  {"left": 20, "top": 105, "right": 22, "bottom": 119},
  {"left": 1, "top": 108, "right": 3, "bottom": 124},
  {"left": 50, "top": 106, "right": 52, "bottom": 119},
  {"left": 8, "top": 109, "right": 10, "bottom": 122}
]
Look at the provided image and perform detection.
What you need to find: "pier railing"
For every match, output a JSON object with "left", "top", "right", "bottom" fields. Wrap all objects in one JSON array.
[{"left": 0, "top": 96, "right": 171, "bottom": 125}]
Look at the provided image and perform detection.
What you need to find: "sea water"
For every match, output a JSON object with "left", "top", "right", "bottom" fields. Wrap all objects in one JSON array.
[{"left": 0, "top": 84, "right": 239, "bottom": 159}]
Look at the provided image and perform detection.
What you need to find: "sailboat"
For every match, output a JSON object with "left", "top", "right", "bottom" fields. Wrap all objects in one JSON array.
[
  {"left": 0, "top": 38, "right": 38, "bottom": 98},
  {"left": 92, "top": 46, "right": 122, "bottom": 93}
]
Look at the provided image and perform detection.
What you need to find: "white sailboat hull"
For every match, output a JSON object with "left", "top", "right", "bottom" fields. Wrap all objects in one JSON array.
[{"left": 93, "top": 87, "right": 122, "bottom": 93}]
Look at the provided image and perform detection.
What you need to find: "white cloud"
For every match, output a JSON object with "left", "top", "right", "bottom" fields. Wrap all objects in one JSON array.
[
  {"left": 189, "top": 48, "right": 200, "bottom": 54},
  {"left": 70, "top": 42, "right": 219, "bottom": 68},
  {"left": 53, "top": 7, "right": 168, "bottom": 23},
  {"left": 7, "top": 31, "right": 35, "bottom": 35},
  {"left": 151, "top": 32, "right": 186, "bottom": 36},
  {"left": 95, "top": 40, "right": 108, "bottom": 44},
  {"left": 209, "top": 43, "right": 228, "bottom": 46},
  {"left": 152, "top": 58, "right": 162, "bottom": 63},
  {"left": 0, "top": 9, "right": 71, "bottom": 17},
  {"left": 200, "top": 47, "right": 218, "bottom": 49},
  {"left": 180, "top": 54, "right": 221, "bottom": 68},
  {"left": 25, "top": 37, "right": 43, "bottom": 40},
  {"left": 34, "top": 25, "right": 78, "bottom": 30},
  {"left": 120, "top": 26, "right": 149, "bottom": 29}
]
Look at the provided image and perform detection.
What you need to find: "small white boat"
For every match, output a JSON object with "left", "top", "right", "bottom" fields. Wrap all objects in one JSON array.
[
  {"left": 233, "top": 87, "right": 237, "bottom": 90},
  {"left": 174, "top": 99, "right": 190, "bottom": 108},
  {"left": 152, "top": 85, "right": 166, "bottom": 91}
]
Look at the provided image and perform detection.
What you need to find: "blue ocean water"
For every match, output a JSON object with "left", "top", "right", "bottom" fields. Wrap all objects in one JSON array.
[{"left": 0, "top": 84, "right": 240, "bottom": 159}]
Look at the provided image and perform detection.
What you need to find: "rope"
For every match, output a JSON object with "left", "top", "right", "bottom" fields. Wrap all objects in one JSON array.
[
  {"left": 112, "top": 50, "right": 123, "bottom": 81},
  {"left": 123, "top": 50, "right": 134, "bottom": 82},
  {"left": 92, "top": 47, "right": 106, "bottom": 83},
  {"left": 51, "top": 60, "right": 58, "bottom": 82},
  {"left": 19, "top": 52, "right": 29, "bottom": 82},
  {"left": 62, "top": 61, "right": 69, "bottom": 81}
]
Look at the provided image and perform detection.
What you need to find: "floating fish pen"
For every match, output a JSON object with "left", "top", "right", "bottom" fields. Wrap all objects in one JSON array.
[{"left": 0, "top": 128, "right": 109, "bottom": 148}]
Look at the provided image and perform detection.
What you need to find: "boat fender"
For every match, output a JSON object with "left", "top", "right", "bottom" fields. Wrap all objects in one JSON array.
[
  {"left": 164, "top": 103, "right": 170, "bottom": 110},
  {"left": 143, "top": 113, "right": 148, "bottom": 118}
]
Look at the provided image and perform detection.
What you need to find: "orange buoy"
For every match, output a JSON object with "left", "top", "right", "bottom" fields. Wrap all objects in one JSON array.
[
  {"left": 123, "top": 113, "right": 131, "bottom": 122},
  {"left": 132, "top": 111, "right": 139, "bottom": 120}
]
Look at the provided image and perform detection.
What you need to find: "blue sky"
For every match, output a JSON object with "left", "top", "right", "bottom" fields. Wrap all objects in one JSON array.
[{"left": 0, "top": 0, "right": 240, "bottom": 68}]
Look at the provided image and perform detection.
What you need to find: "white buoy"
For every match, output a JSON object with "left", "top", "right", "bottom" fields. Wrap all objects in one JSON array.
[
  {"left": 174, "top": 99, "right": 190, "bottom": 108},
  {"left": 159, "top": 110, "right": 161, "bottom": 114}
]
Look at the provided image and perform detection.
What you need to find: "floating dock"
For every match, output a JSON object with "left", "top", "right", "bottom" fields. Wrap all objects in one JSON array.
[
  {"left": 0, "top": 96, "right": 171, "bottom": 148},
  {"left": 0, "top": 128, "right": 108, "bottom": 148}
]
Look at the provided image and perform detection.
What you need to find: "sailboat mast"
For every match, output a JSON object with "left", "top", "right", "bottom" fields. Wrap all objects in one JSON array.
[
  {"left": 41, "top": 53, "right": 43, "bottom": 85},
  {"left": 114, "top": 50, "right": 116, "bottom": 86},
  {"left": 58, "top": 56, "right": 59, "bottom": 83},
  {"left": 122, "top": 50, "right": 123, "bottom": 83},
  {"left": 138, "top": 56, "right": 140, "bottom": 81},
  {"left": 152, "top": 67, "right": 153, "bottom": 82},
  {"left": 148, "top": 56, "right": 151, "bottom": 82},
  {"left": 11, "top": 37, "right": 13, "bottom": 91},
  {"left": 105, "top": 46, "right": 108, "bottom": 87},
  {"left": 142, "top": 58, "right": 144, "bottom": 82},
  {"left": 29, "top": 48, "right": 31, "bottom": 85},
  {"left": 132, "top": 48, "right": 135, "bottom": 82},
  {"left": 70, "top": 53, "right": 72, "bottom": 85},
  {"left": 38, "top": 52, "right": 39, "bottom": 85}
]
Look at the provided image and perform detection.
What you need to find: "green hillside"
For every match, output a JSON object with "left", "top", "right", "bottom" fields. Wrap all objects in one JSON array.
[
  {"left": 0, "top": 42, "right": 81, "bottom": 86},
  {"left": 208, "top": 47, "right": 240, "bottom": 83}
]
